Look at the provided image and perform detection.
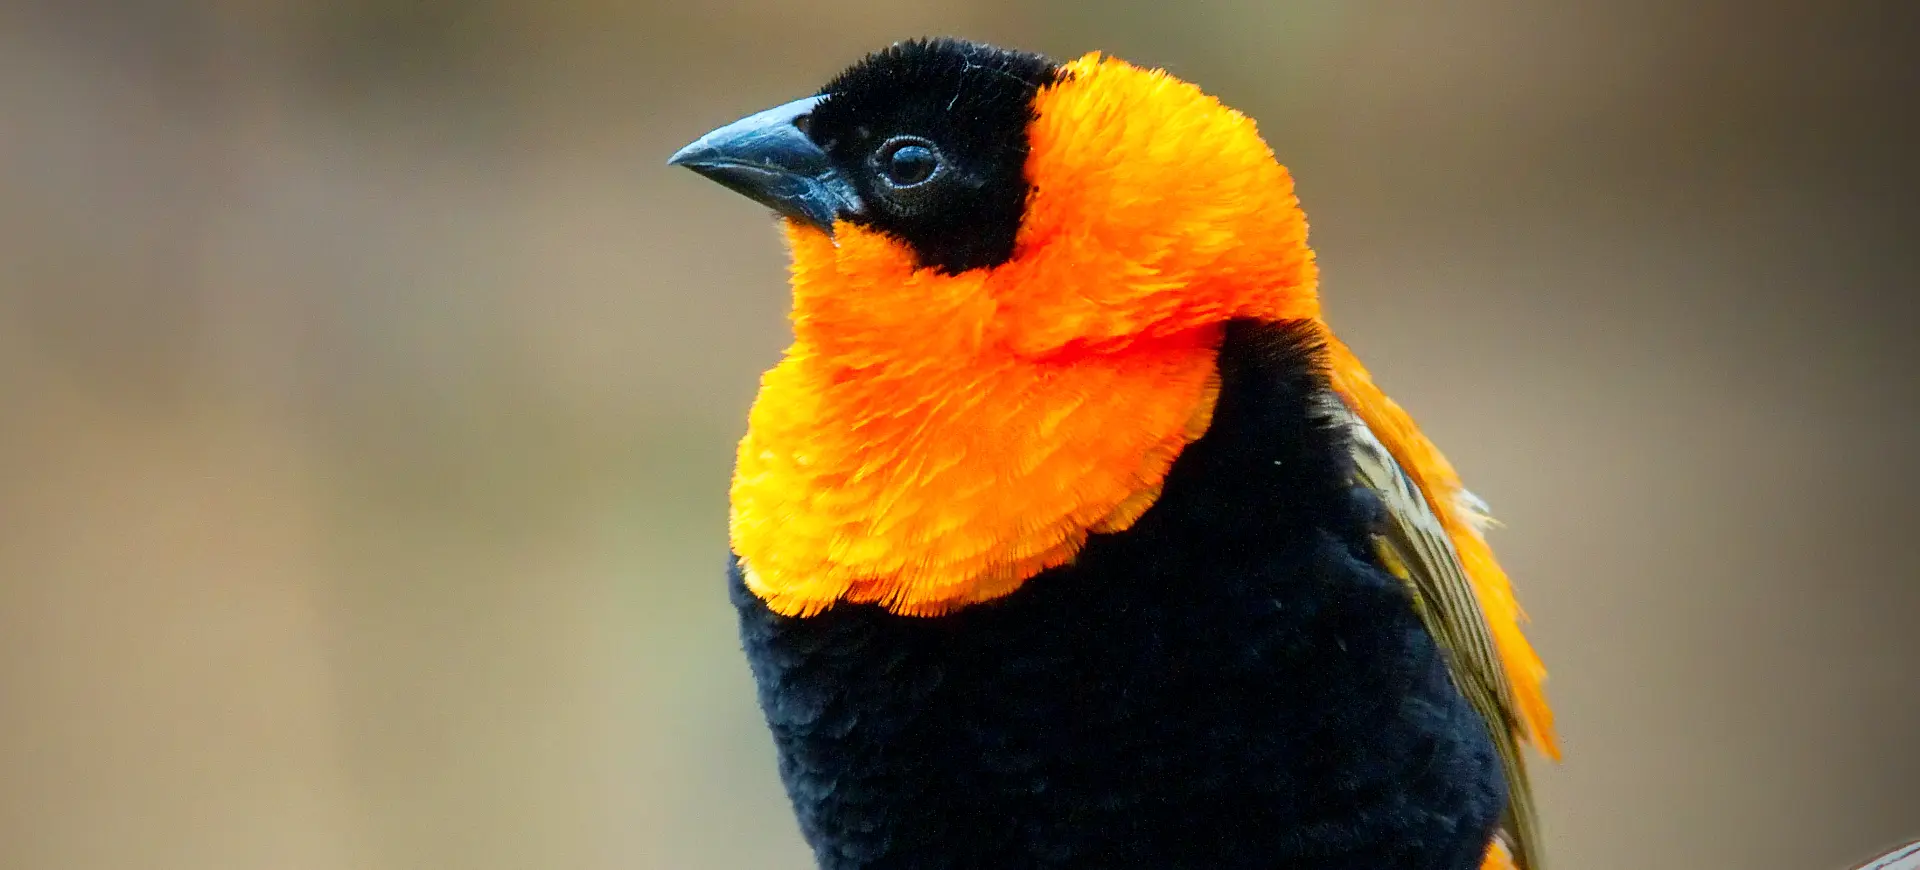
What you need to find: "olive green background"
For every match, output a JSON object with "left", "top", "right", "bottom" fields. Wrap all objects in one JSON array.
[{"left": 1, "top": 2, "right": 1914, "bottom": 868}]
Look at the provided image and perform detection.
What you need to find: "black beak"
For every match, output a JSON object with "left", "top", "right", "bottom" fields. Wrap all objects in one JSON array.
[{"left": 669, "top": 96, "right": 862, "bottom": 233}]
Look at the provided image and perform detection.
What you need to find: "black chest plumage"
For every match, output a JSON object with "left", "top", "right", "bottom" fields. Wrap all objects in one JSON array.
[{"left": 731, "top": 320, "right": 1506, "bottom": 869}]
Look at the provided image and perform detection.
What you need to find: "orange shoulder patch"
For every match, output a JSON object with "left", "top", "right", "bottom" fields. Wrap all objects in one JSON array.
[{"left": 1322, "top": 332, "right": 1559, "bottom": 757}]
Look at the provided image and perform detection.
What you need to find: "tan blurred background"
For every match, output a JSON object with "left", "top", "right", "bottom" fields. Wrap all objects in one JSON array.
[{"left": 1, "top": 1, "right": 1914, "bottom": 868}]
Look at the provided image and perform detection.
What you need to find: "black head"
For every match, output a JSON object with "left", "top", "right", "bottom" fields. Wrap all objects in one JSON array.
[
  {"left": 671, "top": 39, "right": 1063, "bottom": 274},
  {"left": 807, "top": 39, "right": 1061, "bottom": 273}
]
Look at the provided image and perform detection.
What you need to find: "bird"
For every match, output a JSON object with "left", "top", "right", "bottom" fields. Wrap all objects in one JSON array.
[{"left": 670, "top": 37, "right": 1557, "bottom": 870}]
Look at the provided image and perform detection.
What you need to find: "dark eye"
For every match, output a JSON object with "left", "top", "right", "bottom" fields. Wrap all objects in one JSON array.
[{"left": 876, "top": 137, "right": 941, "bottom": 187}]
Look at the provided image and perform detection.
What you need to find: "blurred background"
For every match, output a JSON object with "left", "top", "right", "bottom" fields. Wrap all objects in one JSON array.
[{"left": 1, "top": 1, "right": 1914, "bottom": 868}]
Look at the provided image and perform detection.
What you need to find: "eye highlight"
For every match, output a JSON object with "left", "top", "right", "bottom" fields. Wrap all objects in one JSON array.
[{"left": 875, "top": 137, "right": 942, "bottom": 187}]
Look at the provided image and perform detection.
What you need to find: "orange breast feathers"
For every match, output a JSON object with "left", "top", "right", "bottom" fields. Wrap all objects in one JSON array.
[
  {"left": 730, "top": 43, "right": 1554, "bottom": 781},
  {"left": 732, "top": 229, "right": 1225, "bottom": 617},
  {"left": 730, "top": 54, "right": 1319, "bottom": 618},
  {"left": 730, "top": 52, "right": 1554, "bottom": 755}
]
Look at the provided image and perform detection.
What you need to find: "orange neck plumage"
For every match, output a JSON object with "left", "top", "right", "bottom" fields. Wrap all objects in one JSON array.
[
  {"left": 727, "top": 48, "right": 1557, "bottom": 773},
  {"left": 730, "top": 55, "right": 1323, "bottom": 618},
  {"left": 731, "top": 226, "right": 1228, "bottom": 617}
]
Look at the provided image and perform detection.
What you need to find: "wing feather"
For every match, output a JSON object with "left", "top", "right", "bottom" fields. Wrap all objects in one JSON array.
[{"left": 1327, "top": 397, "right": 1546, "bottom": 870}]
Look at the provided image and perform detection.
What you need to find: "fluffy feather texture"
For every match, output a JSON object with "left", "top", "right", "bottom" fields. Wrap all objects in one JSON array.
[
  {"left": 715, "top": 42, "right": 1556, "bottom": 870},
  {"left": 736, "top": 320, "right": 1509, "bottom": 870},
  {"left": 733, "top": 47, "right": 1553, "bottom": 755},
  {"left": 732, "top": 54, "right": 1317, "bottom": 616},
  {"left": 734, "top": 223, "right": 1222, "bottom": 616},
  {"left": 808, "top": 39, "right": 1059, "bottom": 273}
]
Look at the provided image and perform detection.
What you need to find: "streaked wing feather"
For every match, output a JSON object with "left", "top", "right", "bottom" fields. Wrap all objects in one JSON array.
[{"left": 1327, "top": 397, "right": 1545, "bottom": 870}]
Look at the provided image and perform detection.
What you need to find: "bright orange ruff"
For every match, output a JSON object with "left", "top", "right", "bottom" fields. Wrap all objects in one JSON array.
[{"left": 729, "top": 53, "right": 1555, "bottom": 758}]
